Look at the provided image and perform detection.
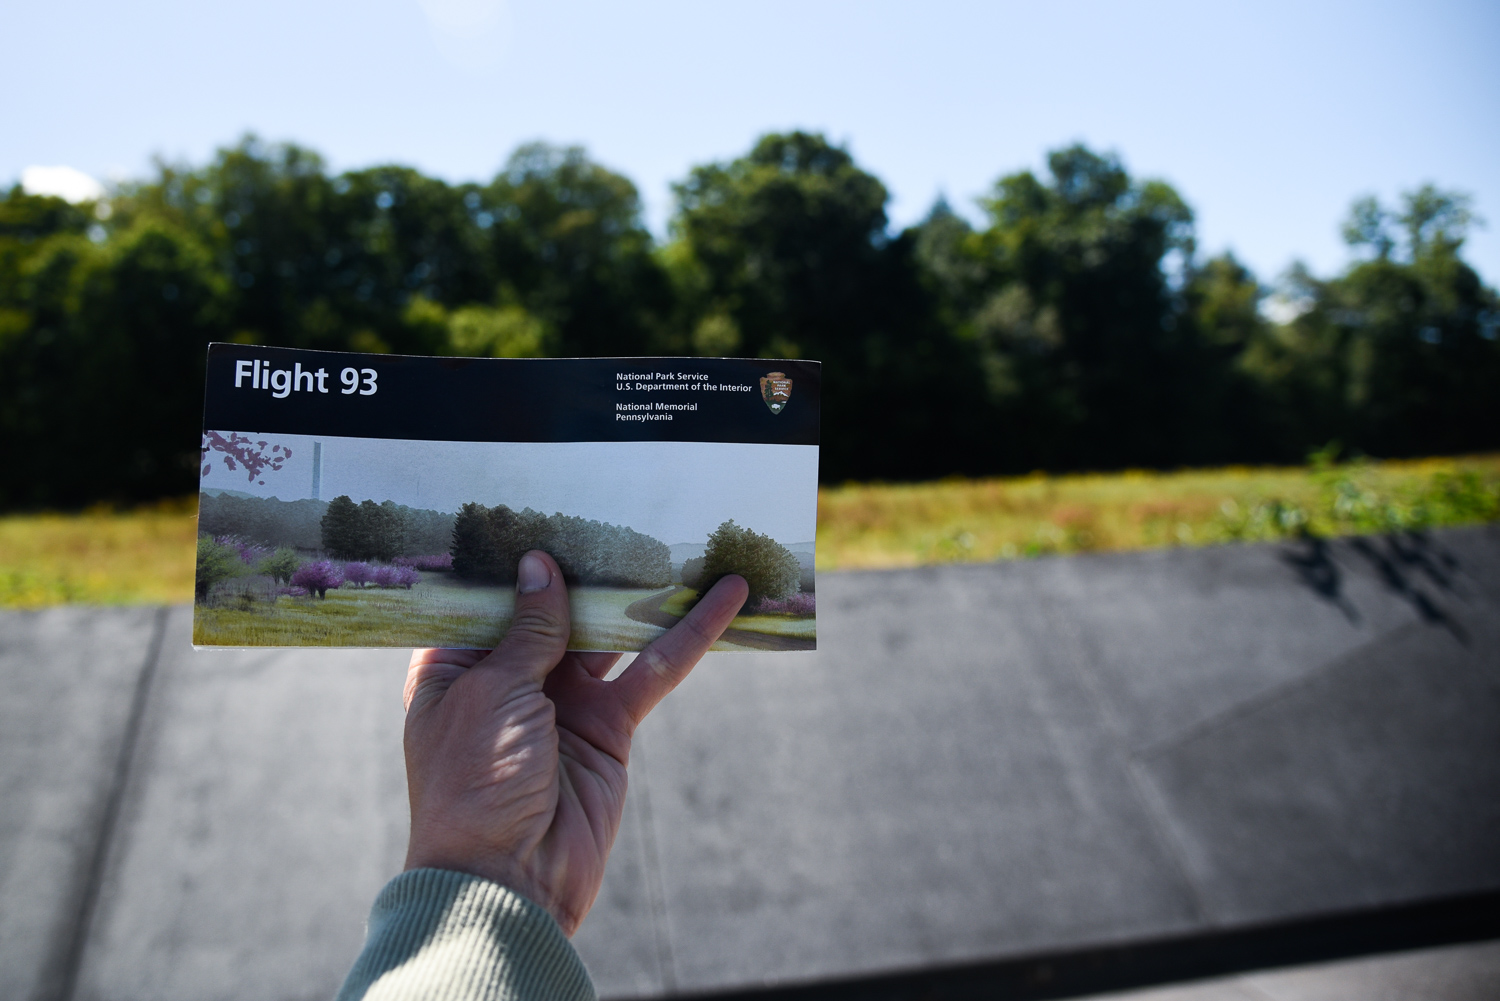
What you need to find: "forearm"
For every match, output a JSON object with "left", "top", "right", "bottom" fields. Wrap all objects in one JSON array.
[{"left": 337, "top": 868, "right": 595, "bottom": 1001}]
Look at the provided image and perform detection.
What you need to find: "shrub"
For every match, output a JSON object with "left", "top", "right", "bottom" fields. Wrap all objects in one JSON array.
[
  {"left": 699, "top": 520, "right": 801, "bottom": 604},
  {"left": 290, "top": 560, "right": 343, "bottom": 598},
  {"left": 195, "top": 536, "right": 245, "bottom": 602},
  {"left": 343, "top": 561, "right": 374, "bottom": 588},
  {"left": 753, "top": 592, "right": 816, "bottom": 616},
  {"left": 373, "top": 565, "right": 420, "bottom": 589},
  {"left": 394, "top": 553, "right": 453, "bottom": 571},
  {"left": 257, "top": 547, "right": 302, "bottom": 584},
  {"left": 214, "top": 534, "right": 272, "bottom": 566}
]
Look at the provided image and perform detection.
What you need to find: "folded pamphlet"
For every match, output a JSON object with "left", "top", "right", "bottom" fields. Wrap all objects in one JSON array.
[{"left": 194, "top": 345, "right": 819, "bottom": 651}]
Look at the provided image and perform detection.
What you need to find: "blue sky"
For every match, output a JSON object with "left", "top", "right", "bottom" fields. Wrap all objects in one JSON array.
[
  {"left": 202, "top": 433, "right": 820, "bottom": 546},
  {"left": 5, "top": 0, "right": 1497, "bottom": 285}
]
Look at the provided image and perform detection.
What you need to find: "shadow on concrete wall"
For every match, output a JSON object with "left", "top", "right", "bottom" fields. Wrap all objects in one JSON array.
[{"left": 1281, "top": 530, "right": 1470, "bottom": 642}]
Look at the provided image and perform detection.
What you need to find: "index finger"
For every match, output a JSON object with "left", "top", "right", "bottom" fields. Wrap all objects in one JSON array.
[{"left": 611, "top": 575, "right": 749, "bottom": 727}]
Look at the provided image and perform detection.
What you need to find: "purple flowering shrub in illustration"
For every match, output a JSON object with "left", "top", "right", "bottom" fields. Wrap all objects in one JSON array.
[
  {"left": 290, "top": 560, "right": 343, "bottom": 599},
  {"left": 394, "top": 554, "right": 453, "bottom": 572},
  {"left": 214, "top": 535, "right": 272, "bottom": 566},
  {"left": 374, "top": 565, "right": 421, "bottom": 589},
  {"left": 751, "top": 592, "right": 816, "bottom": 616},
  {"left": 201, "top": 432, "right": 291, "bottom": 486},
  {"left": 342, "top": 562, "right": 374, "bottom": 588}
]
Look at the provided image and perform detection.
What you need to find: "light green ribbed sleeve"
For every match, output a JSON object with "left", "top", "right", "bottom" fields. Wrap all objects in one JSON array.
[{"left": 336, "top": 869, "right": 596, "bottom": 1001}]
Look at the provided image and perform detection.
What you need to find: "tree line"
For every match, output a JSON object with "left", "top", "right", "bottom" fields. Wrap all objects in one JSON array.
[
  {"left": 197, "top": 490, "right": 454, "bottom": 556},
  {"left": 451, "top": 502, "right": 672, "bottom": 588},
  {"left": 3, "top": 134, "right": 1496, "bottom": 509}
]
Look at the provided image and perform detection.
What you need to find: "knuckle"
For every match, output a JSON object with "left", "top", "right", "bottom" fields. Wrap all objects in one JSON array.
[{"left": 506, "top": 606, "right": 569, "bottom": 645}]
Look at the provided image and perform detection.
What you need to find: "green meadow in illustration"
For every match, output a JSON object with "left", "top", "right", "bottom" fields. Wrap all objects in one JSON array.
[{"left": 192, "top": 433, "right": 817, "bottom": 651}]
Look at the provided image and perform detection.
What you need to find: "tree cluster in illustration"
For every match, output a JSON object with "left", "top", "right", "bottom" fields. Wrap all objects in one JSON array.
[
  {"left": 450, "top": 502, "right": 671, "bottom": 588},
  {"left": 687, "top": 520, "right": 801, "bottom": 605}
]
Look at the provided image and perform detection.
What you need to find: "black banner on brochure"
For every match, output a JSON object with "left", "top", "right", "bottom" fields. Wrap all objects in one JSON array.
[{"left": 202, "top": 344, "right": 820, "bottom": 445}]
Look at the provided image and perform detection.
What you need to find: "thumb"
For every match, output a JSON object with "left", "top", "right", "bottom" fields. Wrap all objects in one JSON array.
[{"left": 479, "top": 550, "right": 571, "bottom": 685}]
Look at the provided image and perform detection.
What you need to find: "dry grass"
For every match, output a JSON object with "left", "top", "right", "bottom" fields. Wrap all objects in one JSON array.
[
  {"left": 5, "top": 454, "right": 1498, "bottom": 608},
  {"left": 0, "top": 499, "right": 198, "bottom": 608},
  {"left": 815, "top": 454, "right": 1500, "bottom": 571}
]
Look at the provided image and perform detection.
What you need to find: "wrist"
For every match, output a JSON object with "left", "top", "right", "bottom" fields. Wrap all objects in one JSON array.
[{"left": 403, "top": 845, "right": 577, "bottom": 936}]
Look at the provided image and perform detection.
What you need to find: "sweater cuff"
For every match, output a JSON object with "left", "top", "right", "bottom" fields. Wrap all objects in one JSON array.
[{"left": 336, "top": 868, "right": 595, "bottom": 1001}]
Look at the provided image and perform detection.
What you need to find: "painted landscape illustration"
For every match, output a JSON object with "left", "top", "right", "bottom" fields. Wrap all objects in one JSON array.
[{"left": 193, "top": 431, "right": 817, "bottom": 651}]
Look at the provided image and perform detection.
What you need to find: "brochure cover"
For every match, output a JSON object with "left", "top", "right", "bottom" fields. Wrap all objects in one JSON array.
[{"left": 194, "top": 345, "right": 819, "bottom": 651}]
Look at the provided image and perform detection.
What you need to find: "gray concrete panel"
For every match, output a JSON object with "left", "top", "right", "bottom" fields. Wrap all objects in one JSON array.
[
  {"left": 1137, "top": 617, "right": 1500, "bottom": 925},
  {"left": 0, "top": 606, "right": 162, "bottom": 1001},
  {"left": 640, "top": 561, "right": 1202, "bottom": 992},
  {"left": 3, "top": 524, "right": 1497, "bottom": 1000},
  {"left": 61, "top": 610, "right": 665, "bottom": 1001},
  {"left": 568, "top": 753, "right": 672, "bottom": 998},
  {"left": 72, "top": 609, "right": 411, "bottom": 1001},
  {"left": 1021, "top": 539, "right": 1428, "bottom": 751}
]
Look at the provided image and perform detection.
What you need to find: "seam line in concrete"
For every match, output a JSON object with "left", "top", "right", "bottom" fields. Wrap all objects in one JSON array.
[
  {"left": 1034, "top": 582, "right": 1211, "bottom": 926},
  {"left": 1131, "top": 620, "right": 1429, "bottom": 764},
  {"left": 1125, "top": 754, "right": 1213, "bottom": 926},
  {"left": 631, "top": 736, "right": 679, "bottom": 995},
  {"left": 55, "top": 605, "right": 169, "bottom": 1001}
]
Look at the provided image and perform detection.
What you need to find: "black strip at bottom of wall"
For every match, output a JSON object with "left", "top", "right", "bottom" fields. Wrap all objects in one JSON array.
[{"left": 670, "top": 889, "right": 1500, "bottom": 1001}]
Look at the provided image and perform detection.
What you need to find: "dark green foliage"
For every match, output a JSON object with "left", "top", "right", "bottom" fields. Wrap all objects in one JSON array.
[
  {"left": 358, "top": 499, "right": 406, "bottom": 562},
  {"left": 316, "top": 494, "right": 450, "bottom": 561},
  {"left": 680, "top": 556, "right": 706, "bottom": 590},
  {"left": 403, "top": 506, "right": 457, "bottom": 556},
  {"left": 477, "top": 143, "right": 674, "bottom": 357},
  {"left": 1240, "top": 188, "right": 1500, "bottom": 459},
  {"left": 670, "top": 132, "right": 985, "bottom": 481},
  {"left": 956, "top": 146, "right": 1230, "bottom": 469},
  {"left": 1, "top": 213, "right": 226, "bottom": 507},
  {"left": 449, "top": 502, "right": 670, "bottom": 588},
  {"left": 320, "top": 495, "right": 363, "bottom": 558},
  {"left": 698, "top": 520, "right": 800, "bottom": 604},
  {"left": 3, "top": 135, "right": 1497, "bottom": 513}
]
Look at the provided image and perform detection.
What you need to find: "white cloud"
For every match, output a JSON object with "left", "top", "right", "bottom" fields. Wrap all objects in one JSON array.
[
  {"left": 417, "top": 0, "right": 511, "bottom": 77},
  {"left": 20, "top": 165, "right": 106, "bottom": 203}
]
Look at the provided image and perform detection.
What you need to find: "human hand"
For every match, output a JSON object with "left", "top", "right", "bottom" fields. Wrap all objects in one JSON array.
[{"left": 401, "top": 550, "right": 748, "bottom": 936}]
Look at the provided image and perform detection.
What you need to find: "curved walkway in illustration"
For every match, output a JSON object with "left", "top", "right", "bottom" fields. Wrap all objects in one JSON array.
[{"left": 624, "top": 586, "right": 816, "bottom": 652}]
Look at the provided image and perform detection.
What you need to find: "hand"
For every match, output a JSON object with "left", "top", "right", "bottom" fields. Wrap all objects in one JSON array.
[{"left": 401, "top": 550, "right": 749, "bottom": 936}]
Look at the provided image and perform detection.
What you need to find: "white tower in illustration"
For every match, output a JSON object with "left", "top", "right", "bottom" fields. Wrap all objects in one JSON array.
[{"left": 311, "top": 441, "right": 322, "bottom": 500}]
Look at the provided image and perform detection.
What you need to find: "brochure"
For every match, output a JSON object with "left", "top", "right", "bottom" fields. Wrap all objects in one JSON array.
[{"left": 194, "top": 345, "right": 819, "bottom": 652}]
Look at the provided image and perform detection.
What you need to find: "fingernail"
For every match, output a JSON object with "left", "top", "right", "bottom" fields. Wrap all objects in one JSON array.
[{"left": 517, "top": 552, "right": 551, "bottom": 594}]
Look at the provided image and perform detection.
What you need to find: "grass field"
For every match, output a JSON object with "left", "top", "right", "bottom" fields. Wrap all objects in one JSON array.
[
  {"left": 193, "top": 576, "right": 683, "bottom": 651},
  {"left": 5, "top": 454, "right": 1499, "bottom": 609},
  {"left": 660, "top": 587, "right": 817, "bottom": 640},
  {"left": 0, "top": 499, "right": 198, "bottom": 607},
  {"left": 816, "top": 452, "right": 1500, "bottom": 570}
]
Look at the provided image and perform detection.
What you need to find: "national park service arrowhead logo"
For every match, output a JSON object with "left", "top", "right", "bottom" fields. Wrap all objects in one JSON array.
[{"left": 760, "top": 372, "right": 793, "bottom": 415}]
